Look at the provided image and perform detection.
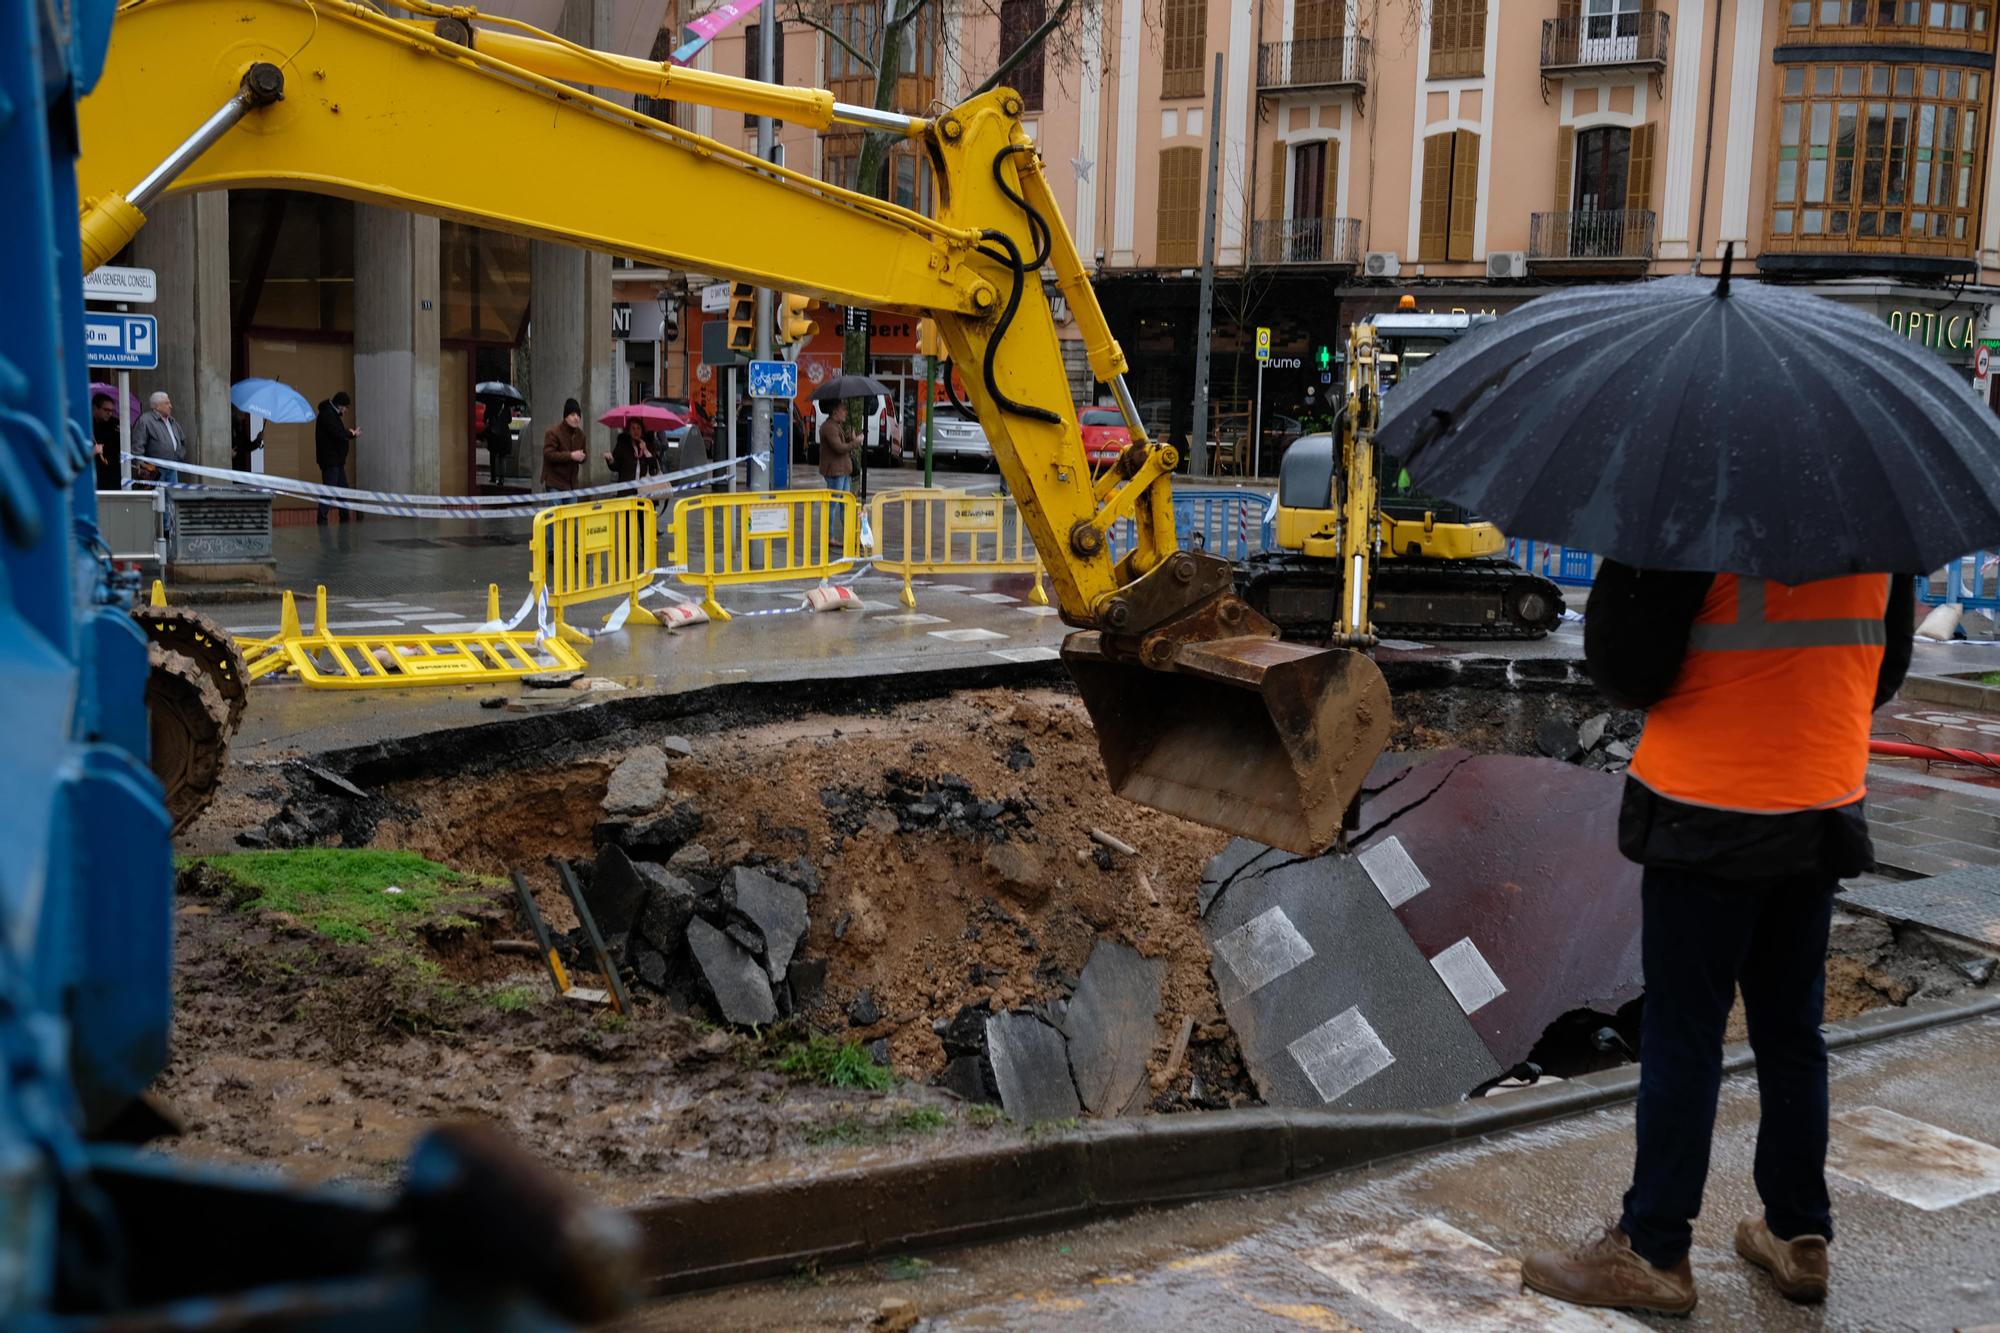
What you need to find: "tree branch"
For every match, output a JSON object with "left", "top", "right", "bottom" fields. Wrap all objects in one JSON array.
[
  {"left": 971, "top": 0, "right": 1079, "bottom": 98},
  {"left": 782, "top": 7, "right": 877, "bottom": 72},
  {"left": 885, "top": 0, "right": 931, "bottom": 36}
]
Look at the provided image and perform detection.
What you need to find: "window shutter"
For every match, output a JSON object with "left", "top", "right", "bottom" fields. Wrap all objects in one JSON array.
[
  {"left": 1627, "top": 122, "right": 1657, "bottom": 214},
  {"left": 1449, "top": 130, "right": 1480, "bottom": 261},
  {"left": 1558, "top": 0, "right": 1581, "bottom": 18},
  {"left": 1555, "top": 125, "right": 1576, "bottom": 213},
  {"left": 1157, "top": 147, "right": 1201, "bottom": 266},
  {"left": 1270, "top": 139, "right": 1287, "bottom": 225},
  {"left": 1419, "top": 133, "right": 1452, "bottom": 261},
  {"left": 1323, "top": 140, "right": 1341, "bottom": 219}
]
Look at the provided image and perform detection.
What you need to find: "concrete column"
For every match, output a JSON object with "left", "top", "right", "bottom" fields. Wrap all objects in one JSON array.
[
  {"left": 132, "top": 191, "right": 230, "bottom": 467},
  {"left": 525, "top": 0, "right": 614, "bottom": 487},
  {"left": 352, "top": 205, "right": 442, "bottom": 494}
]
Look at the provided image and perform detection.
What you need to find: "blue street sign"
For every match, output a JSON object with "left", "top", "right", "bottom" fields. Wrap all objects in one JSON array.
[
  {"left": 747, "top": 358, "right": 798, "bottom": 400},
  {"left": 771, "top": 410, "right": 792, "bottom": 488},
  {"left": 84, "top": 312, "right": 159, "bottom": 370}
]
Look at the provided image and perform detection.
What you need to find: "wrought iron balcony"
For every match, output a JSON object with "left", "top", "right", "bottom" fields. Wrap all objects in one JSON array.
[
  {"left": 1250, "top": 216, "right": 1363, "bottom": 266},
  {"left": 1256, "top": 36, "right": 1370, "bottom": 95},
  {"left": 1527, "top": 209, "right": 1657, "bottom": 263},
  {"left": 1540, "top": 12, "right": 1670, "bottom": 75}
]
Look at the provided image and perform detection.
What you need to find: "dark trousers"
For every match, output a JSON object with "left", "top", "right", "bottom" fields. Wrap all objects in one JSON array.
[
  {"left": 1620, "top": 865, "right": 1837, "bottom": 1268},
  {"left": 318, "top": 464, "right": 349, "bottom": 523}
]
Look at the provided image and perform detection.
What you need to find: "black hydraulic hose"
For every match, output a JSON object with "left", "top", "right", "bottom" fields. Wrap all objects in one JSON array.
[
  {"left": 975, "top": 228, "right": 1061, "bottom": 425},
  {"left": 942, "top": 361, "right": 974, "bottom": 417},
  {"left": 994, "top": 144, "right": 1052, "bottom": 270}
]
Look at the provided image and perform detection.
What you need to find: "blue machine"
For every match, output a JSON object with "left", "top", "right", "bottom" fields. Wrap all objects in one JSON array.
[{"left": 2, "top": 9, "right": 634, "bottom": 1326}]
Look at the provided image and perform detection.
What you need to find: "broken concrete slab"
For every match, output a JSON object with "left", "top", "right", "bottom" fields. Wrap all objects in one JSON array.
[
  {"left": 686, "top": 917, "right": 777, "bottom": 1026},
  {"left": 1059, "top": 941, "right": 1165, "bottom": 1117},
  {"left": 1840, "top": 870, "right": 2000, "bottom": 955},
  {"left": 597, "top": 802, "right": 704, "bottom": 862},
  {"left": 602, "top": 749, "right": 668, "bottom": 816},
  {"left": 662, "top": 736, "right": 694, "bottom": 759},
  {"left": 724, "top": 867, "right": 810, "bottom": 983},
  {"left": 1203, "top": 847, "right": 1501, "bottom": 1110},
  {"left": 985, "top": 1011, "right": 1082, "bottom": 1124},
  {"left": 633, "top": 864, "right": 701, "bottom": 959},
  {"left": 1577, "top": 712, "right": 1610, "bottom": 752},
  {"left": 581, "top": 846, "right": 653, "bottom": 946},
  {"left": 1354, "top": 753, "right": 1643, "bottom": 1070}
]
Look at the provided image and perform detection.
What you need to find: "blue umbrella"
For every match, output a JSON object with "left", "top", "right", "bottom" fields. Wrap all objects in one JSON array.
[{"left": 229, "top": 377, "right": 315, "bottom": 423}]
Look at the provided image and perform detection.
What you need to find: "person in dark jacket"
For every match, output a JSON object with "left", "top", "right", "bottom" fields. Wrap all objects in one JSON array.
[
  {"left": 314, "top": 390, "right": 358, "bottom": 524},
  {"left": 1523, "top": 563, "right": 1913, "bottom": 1316},
  {"left": 482, "top": 400, "right": 516, "bottom": 485},
  {"left": 231, "top": 407, "right": 264, "bottom": 474},
  {"left": 91, "top": 393, "right": 122, "bottom": 490},
  {"left": 605, "top": 418, "right": 656, "bottom": 486},
  {"left": 542, "top": 397, "right": 586, "bottom": 492}
]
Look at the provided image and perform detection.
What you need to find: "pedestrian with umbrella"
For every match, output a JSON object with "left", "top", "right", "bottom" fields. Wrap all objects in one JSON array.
[
  {"left": 478, "top": 384, "right": 524, "bottom": 486},
  {"left": 1376, "top": 251, "right": 1997, "bottom": 1314},
  {"left": 229, "top": 378, "right": 315, "bottom": 473},
  {"left": 811, "top": 374, "right": 888, "bottom": 499}
]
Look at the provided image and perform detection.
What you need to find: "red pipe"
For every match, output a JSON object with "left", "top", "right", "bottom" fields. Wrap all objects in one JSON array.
[{"left": 1870, "top": 738, "right": 2000, "bottom": 768}]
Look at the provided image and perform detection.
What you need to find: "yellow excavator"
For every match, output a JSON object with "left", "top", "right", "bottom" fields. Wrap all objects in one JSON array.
[
  {"left": 1240, "top": 302, "right": 1563, "bottom": 641},
  {"left": 77, "top": 0, "right": 1395, "bottom": 854}
]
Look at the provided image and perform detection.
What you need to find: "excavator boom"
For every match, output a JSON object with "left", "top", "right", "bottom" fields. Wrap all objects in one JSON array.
[{"left": 75, "top": 0, "right": 1392, "bottom": 851}]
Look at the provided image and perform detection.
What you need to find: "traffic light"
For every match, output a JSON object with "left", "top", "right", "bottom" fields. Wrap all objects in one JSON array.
[
  {"left": 776, "top": 292, "right": 818, "bottom": 347},
  {"left": 916, "top": 317, "right": 941, "bottom": 358},
  {"left": 726, "top": 281, "right": 755, "bottom": 355}
]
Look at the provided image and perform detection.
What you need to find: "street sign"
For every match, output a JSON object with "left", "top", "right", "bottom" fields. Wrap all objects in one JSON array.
[
  {"left": 84, "top": 312, "right": 158, "bottom": 370},
  {"left": 700, "top": 319, "right": 743, "bottom": 368},
  {"left": 83, "top": 265, "right": 157, "bottom": 304},
  {"left": 843, "top": 305, "right": 871, "bottom": 336},
  {"left": 1255, "top": 326, "right": 1271, "bottom": 363},
  {"left": 701, "top": 282, "right": 731, "bottom": 314},
  {"left": 748, "top": 359, "right": 799, "bottom": 399},
  {"left": 1979, "top": 344, "right": 1992, "bottom": 378}
]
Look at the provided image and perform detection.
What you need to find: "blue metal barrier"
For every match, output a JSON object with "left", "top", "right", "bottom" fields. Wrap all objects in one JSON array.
[
  {"left": 1106, "top": 487, "right": 1276, "bottom": 562},
  {"left": 1508, "top": 538, "right": 1600, "bottom": 587},
  {"left": 1917, "top": 553, "right": 2000, "bottom": 610}
]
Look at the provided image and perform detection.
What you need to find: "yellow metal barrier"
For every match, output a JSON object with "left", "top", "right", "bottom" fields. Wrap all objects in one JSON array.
[
  {"left": 531, "top": 496, "right": 664, "bottom": 644},
  {"left": 867, "top": 488, "right": 1050, "bottom": 609},
  {"left": 669, "top": 489, "right": 859, "bottom": 620},
  {"left": 265, "top": 586, "right": 583, "bottom": 689}
]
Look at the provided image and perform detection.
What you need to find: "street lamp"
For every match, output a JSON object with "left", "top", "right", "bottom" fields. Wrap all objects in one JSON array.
[{"left": 656, "top": 290, "right": 681, "bottom": 402}]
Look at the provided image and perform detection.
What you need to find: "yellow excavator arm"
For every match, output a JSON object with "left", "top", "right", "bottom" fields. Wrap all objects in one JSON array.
[{"left": 75, "top": 0, "right": 1392, "bottom": 852}]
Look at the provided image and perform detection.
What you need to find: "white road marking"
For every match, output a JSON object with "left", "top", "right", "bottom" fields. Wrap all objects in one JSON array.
[
  {"left": 876, "top": 613, "right": 949, "bottom": 626},
  {"left": 1304, "top": 1218, "right": 1647, "bottom": 1331},
  {"left": 1015, "top": 605, "right": 1063, "bottom": 617},
  {"left": 969, "top": 591, "right": 1019, "bottom": 604},
  {"left": 1828, "top": 1106, "right": 2000, "bottom": 1210},
  {"left": 1212, "top": 906, "right": 1316, "bottom": 1002},
  {"left": 923, "top": 583, "right": 975, "bottom": 593},
  {"left": 990, "top": 646, "right": 1061, "bottom": 663},
  {"left": 1358, "top": 836, "right": 1430, "bottom": 908},
  {"left": 1287, "top": 1006, "right": 1395, "bottom": 1104},
  {"left": 344, "top": 600, "right": 407, "bottom": 609},
  {"left": 1431, "top": 938, "right": 1508, "bottom": 1016},
  {"left": 928, "top": 627, "right": 1008, "bottom": 643},
  {"left": 385, "top": 605, "right": 436, "bottom": 614}
]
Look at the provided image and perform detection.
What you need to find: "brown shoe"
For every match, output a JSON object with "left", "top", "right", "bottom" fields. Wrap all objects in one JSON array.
[
  {"left": 1521, "top": 1225, "right": 1697, "bottom": 1316},
  {"left": 1735, "top": 1214, "right": 1828, "bottom": 1304}
]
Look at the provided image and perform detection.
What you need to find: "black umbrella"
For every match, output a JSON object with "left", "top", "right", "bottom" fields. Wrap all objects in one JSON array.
[
  {"left": 475, "top": 381, "right": 526, "bottom": 403},
  {"left": 810, "top": 374, "right": 891, "bottom": 403},
  {"left": 1375, "top": 257, "right": 2000, "bottom": 584}
]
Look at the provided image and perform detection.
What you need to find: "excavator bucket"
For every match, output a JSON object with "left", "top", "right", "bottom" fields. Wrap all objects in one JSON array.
[{"left": 1061, "top": 633, "right": 1395, "bottom": 855}]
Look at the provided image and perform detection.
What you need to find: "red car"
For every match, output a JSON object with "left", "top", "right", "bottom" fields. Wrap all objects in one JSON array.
[{"left": 1079, "top": 406, "right": 1132, "bottom": 465}]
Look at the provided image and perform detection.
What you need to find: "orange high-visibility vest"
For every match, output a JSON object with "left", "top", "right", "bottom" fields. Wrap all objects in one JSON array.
[{"left": 1628, "top": 572, "right": 1891, "bottom": 814}]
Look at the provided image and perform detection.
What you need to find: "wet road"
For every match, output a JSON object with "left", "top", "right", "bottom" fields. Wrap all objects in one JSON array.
[{"left": 625, "top": 1015, "right": 2000, "bottom": 1332}]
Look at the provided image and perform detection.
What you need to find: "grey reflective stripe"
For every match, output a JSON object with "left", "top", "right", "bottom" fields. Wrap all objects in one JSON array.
[{"left": 1687, "top": 576, "right": 1887, "bottom": 652}]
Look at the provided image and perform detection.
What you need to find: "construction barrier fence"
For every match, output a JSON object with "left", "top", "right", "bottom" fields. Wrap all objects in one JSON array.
[
  {"left": 1918, "top": 552, "right": 2000, "bottom": 610},
  {"left": 1104, "top": 487, "right": 1277, "bottom": 564},
  {"left": 532, "top": 496, "right": 663, "bottom": 643},
  {"left": 256, "top": 586, "right": 583, "bottom": 688},
  {"left": 868, "top": 488, "right": 1048, "bottom": 608},
  {"left": 669, "top": 489, "right": 859, "bottom": 620},
  {"left": 1507, "top": 539, "right": 1599, "bottom": 588}
]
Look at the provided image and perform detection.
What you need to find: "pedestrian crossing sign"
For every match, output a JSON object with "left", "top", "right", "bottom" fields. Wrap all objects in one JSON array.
[{"left": 1256, "top": 326, "right": 1272, "bottom": 363}]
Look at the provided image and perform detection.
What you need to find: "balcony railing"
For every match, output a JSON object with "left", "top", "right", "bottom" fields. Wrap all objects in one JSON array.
[
  {"left": 1540, "top": 12, "right": 1670, "bottom": 73},
  {"left": 1528, "top": 209, "right": 1657, "bottom": 262},
  {"left": 1256, "top": 36, "right": 1370, "bottom": 93},
  {"left": 1250, "top": 216, "right": 1363, "bottom": 266}
]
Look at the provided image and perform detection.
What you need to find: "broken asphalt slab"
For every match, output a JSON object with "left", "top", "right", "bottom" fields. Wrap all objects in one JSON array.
[
  {"left": 1059, "top": 941, "right": 1166, "bottom": 1117},
  {"left": 723, "top": 867, "right": 810, "bottom": 983},
  {"left": 1203, "top": 849, "right": 1503, "bottom": 1109},
  {"left": 622, "top": 991, "right": 2000, "bottom": 1295},
  {"left": 602, "top": 748, "right": 668, "bottom": 816},
  {"left": 687, "top": 917, "right": 778, "bottom": 1026},
  {"left": 986, "top": 1011, "right": 1082, "bottom": 1124}
]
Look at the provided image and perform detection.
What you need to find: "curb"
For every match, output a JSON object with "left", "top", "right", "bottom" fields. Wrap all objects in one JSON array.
[
  {"left": 628, "top": 989, "right": 2000, "bottom": 1295},
  {"left": 1900, "top": 672, "right": 2000, "bottom": 712}
]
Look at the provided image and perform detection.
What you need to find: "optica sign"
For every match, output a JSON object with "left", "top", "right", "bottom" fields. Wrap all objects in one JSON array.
[{"left": 1887, "top": 307, "right": 1979, "bottom": 356}]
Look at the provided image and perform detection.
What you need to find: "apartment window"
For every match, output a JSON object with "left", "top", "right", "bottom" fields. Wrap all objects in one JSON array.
[
  {"left": 1418, "top": 129, "right": 1480, "bottom": 261},
  {"left": 1161, "top": 0, "right": 1208, "bottom": 99},
  {"left": 1156, "top": 146, "right": 1203, "bottom": 266},
  {"left": 743, "top": 22, "right": 786, "bottom": 128},
  {"left": 1783, "top": 0, "right": 1993, "bottom": 44},
  {"left": 999, "top": 0, "right": 1047, "bottom": 111},
  {"left": 825, "top": 2, "right": 875, "bottom": 83},
  {"left": 1296, "top": 0, "right": 1346, "bottom": 41},
  {"left": 1769, "top": 60, "right": 1984, "bottom": 251},
  {"left": 1430, "top": 0, "right": 1488, "bottom": 79}
]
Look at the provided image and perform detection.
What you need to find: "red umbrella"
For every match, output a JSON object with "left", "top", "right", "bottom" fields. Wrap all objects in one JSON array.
[
  {"left": 89, "top": 381, "right": 141, "bottom": 422},
  {"left": 598, "top": 403, "right": 687, "bottom": 430}
]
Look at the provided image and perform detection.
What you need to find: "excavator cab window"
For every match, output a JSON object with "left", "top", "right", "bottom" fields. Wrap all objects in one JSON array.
[
  {"left": 1278, "top": 433, "right": 1338, "bottom": 511},
  {"left": 1376, "top": 332, "right": 1473, "bottom": 524}
]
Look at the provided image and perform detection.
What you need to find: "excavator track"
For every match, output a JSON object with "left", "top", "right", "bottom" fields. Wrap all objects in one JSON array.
[
  {"left": 133, "top": 604, "right": 250, "bottom": 734},
  {"left": 1239, "top": 553, "right": 1566, "bottom": 643},
  {"left": 145, "top": 642, "right": 233, "bottom": 834}
]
